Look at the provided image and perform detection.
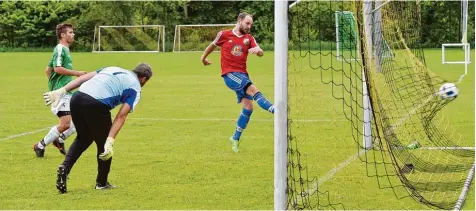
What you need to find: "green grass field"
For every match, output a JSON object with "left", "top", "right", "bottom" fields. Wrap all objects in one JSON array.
[{"left": 0, "top": 49, "right": 473, "bottom": 210}]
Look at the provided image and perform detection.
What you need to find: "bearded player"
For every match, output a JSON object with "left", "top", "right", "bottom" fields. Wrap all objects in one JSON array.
[{"left": 200, "top": 12, "right": 274, "bottom": 153}]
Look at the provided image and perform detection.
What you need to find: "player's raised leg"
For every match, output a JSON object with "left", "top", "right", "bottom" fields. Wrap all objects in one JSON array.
[{"left": 246, "top": 84, "right": 274, "bottom": 114}]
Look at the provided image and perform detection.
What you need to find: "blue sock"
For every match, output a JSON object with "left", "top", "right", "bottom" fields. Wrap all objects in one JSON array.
[
  {"left": 253, "top": 92, "right": 274, "bottom": 113},
  {"left": 233, "top": 108, "right": 253, "bottom": 141}
]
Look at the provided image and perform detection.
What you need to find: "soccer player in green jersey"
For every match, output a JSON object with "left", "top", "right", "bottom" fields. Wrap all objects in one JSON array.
[{"left": 33, "top": 23, "right": 87, "bottom": 157}]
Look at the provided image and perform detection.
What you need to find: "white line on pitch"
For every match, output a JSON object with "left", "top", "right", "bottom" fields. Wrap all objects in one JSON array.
[
  {"left": 0, "top": 127, "right": 50, "bottom": 142},
  {"left": 305, "top": 149, "right": 367, "bottom": 194},
  {"left": 419, "top": 146, "right": 475, "bottom": 150},
  {"left": 387, "top": 94, "right": 434, "bottom": 131},
  {"left": 318, "top": 149, "right": 367, "bottom": 186},
  {"left": 0, "top": 118, "right": 344, "bottom": 142},
  {"left": 389, "top": 146, "right": 475, "bottom": 150},
  {"left": 129, "top": 117, "right": 347, "bottom": 122}
]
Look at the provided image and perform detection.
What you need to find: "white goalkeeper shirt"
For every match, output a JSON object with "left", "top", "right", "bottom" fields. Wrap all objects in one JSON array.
[{"left": 79, "top": 66, "right": 141, "bottom": 112}]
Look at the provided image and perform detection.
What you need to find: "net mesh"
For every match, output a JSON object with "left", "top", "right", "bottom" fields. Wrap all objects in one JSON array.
[
  {"left": 287, "top": 1, "right": 474, "bottom": 210},
  {"left": 94, "top": 26, "right": 163, "bottom": 52}
]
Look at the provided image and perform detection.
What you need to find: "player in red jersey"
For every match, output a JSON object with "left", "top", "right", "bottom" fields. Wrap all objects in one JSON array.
[{"left": 200, "top": 12, "right": 274, "bottom": 153}]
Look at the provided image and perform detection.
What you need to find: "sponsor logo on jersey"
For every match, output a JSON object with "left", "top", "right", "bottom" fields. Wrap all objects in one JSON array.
[{"left": 231, "top": 45, "right": 243, "bottom": 56}]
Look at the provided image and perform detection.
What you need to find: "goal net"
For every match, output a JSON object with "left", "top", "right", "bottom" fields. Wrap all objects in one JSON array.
[
  {"left": 335, "top": 11, "right": 393, "bottom": 61},
  {"left": 173, "top": 24, "right": 235, "bottom": 52},
  {"left": 92, "top": 25, "right": 165, "bottom": 53},
  {"left": 283, "top": 1, "right": 474, "bottom": 210},
  {"left": 335, "top": 11, "right": 360, "bottom": 61}
]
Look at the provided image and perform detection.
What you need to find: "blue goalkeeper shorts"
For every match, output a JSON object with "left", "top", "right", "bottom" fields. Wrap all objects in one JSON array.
[{"left": 223, "top": 72, "right": 253, "bottom": 103}]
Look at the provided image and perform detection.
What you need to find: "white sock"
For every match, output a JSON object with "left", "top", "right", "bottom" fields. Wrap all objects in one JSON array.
[
  {"left": 41, "top": 126, "right": 61, "bottom": 147},
  {"left": 58, "top": 122, "right": 76, "bottom": 143}
]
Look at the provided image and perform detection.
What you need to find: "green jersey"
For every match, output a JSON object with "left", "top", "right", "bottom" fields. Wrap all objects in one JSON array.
[{"left": 48, "top": 44, "right": 73, "bottom": 92}]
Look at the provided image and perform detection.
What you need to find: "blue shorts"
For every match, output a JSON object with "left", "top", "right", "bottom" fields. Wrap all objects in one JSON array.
[{"left": 223, "top": 72, "right": 253, "bottom": 103}]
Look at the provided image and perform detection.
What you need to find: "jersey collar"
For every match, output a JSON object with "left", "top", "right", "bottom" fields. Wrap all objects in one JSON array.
[
  {"left": 232, "top": 29, "right": 244, "bottom": 38},
  {"left": 58, "top": 43, "right": 70, "bottom": 50}
]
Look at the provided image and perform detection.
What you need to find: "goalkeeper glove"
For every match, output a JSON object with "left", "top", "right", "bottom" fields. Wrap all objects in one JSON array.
[
  {"left": 99, "top": 137, "right": 115, "bottom": 161},
  {"left": 43, "top": 87, "right": 67, "bottom": 107}
]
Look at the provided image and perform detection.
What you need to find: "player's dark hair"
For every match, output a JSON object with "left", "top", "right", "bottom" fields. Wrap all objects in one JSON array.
[
  {"left": 133, "top": 63, "right": 153, "bottom": 80},
  {"left": 56, "top": 23, "right": 73, "bottom": 40},
  {"left": 237, "top": 12, "right": 252, "bottom": 21}
]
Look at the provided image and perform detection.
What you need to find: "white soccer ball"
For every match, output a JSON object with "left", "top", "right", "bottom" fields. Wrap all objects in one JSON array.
[{"left": 439, "top": 83, "right": 458, "bottom": 100}]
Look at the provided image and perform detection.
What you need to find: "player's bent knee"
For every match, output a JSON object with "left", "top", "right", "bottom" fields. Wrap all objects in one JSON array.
[
  {"left": 245, "top": 83, "right": 259, "bottom": 96},
  {"left": 58, "top": 122, "right": 70, "bottom": 131},
  {"left": 58, "top": 115, "right": 72, "bottom": 132}
]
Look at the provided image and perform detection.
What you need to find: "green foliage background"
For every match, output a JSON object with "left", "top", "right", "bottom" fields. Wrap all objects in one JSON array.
[{"left": 0, "top": 1, "right": 474, "bottom": 52}]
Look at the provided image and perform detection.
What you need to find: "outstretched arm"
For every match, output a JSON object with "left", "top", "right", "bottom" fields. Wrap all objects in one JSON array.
[
  {"left": 54, "top": 66, "right": 88, "bottom": 77},
  {"left": 249, "top": 47, "right": 264, "bottom": 57},
  {"left": 63, "top": 71, "right": 97, "bottom": 92},
  {"left": 202, "top": 30, "right": 223, "bottom": 66},
  {"left": 43, "top": 71, "right": 97, "bottom": 107},
  {"left": 201, "top": 43, "right": 217, "bottom": 65},
  {"left": 51, "top": 49, "right": 87, "bottom": 76},
  {"left": 248, "top": 35, "right": 264, "bottom": 57}
]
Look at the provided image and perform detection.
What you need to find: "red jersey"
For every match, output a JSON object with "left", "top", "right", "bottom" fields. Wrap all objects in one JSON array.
[{"left": 212, "top": 30, "right": 259, "bottom": 76}]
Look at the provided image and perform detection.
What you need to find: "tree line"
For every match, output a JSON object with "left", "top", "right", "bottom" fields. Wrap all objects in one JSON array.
[{"left": 0, "top": 1, "right": 474, "bottom": 52}]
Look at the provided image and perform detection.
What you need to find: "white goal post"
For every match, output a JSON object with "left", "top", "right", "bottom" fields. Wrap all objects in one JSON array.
[
  {"left": 92, "top": 25, "right": 165, "bottom": 53},
  {"left": 335, "top": 10, "right": 393, "bottom": 62},
  {"left": 335, "top": 11, "right": 360, "bottom": 61},
  {"left": 441, "top": 0, "right": 471, "bottom": 83},
  {"left": 173, "top": 24, "right": 235, "bottom": 53}
]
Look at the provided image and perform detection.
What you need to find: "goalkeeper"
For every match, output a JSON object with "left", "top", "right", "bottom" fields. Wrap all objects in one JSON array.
[{"left": 43, "top": 63, "right": 153, "bottom": 193}]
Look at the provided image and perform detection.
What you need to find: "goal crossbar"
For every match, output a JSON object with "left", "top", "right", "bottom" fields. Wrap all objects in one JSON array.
[
  {"left": 99, "top": 25, "right": 164, "bottom": 28},
  {"left": 92, "top": 25, "right": 166, "bottom": 53},
  {"left": 173, "top": 24, "right": 235, "bottom": 53}
]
